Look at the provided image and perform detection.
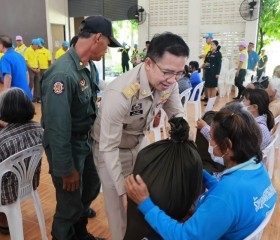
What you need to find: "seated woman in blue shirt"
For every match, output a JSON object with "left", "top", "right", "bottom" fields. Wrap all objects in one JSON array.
[
  {"left": 188, "top": 61, "right": 202, "bottom": 100},
  {"left": 125, "top": 102, "right": 277, "bottom": 240}
]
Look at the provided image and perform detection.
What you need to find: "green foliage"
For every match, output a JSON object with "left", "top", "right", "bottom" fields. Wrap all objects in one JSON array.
[{"left": 258, "top": 0, "right": 280, "bottom": 51}]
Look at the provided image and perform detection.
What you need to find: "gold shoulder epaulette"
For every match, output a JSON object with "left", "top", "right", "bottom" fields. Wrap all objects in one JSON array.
[{"left": 122, "top": 82, "right": 140, "bottom": 99}]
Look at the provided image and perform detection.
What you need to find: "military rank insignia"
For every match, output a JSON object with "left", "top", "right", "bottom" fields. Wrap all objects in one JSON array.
[
  {"left": 80, "top": 79, "right": 88, "bottom": 91},
  {"left": 130, "top": 103, "right": 143, "bottom": 116},
  {"left": 53, "top": 81, "right": 64, "bottom": 94},
  {"left": 123, "top": 82, "right": 141, "bottom": 99}
]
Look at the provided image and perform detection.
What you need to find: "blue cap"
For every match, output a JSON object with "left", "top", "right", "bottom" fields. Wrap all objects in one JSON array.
[
  {"left": 134, "top": 43, "right": 138, "bottom": 47},
  {"left": 38, "top": 38, "right": 44, "bottom": 44},
  {"left": 203, "top": 33, "right": 214, "bottom": 39},
  {"left": 62, "top": 41, "right": 70, "bottom": 47},
  {"left": 122, "top": 42, "right": 127, "bottom": 47},
  {"left": 31, "top": 39, "right": 42, "bottom": 47}
]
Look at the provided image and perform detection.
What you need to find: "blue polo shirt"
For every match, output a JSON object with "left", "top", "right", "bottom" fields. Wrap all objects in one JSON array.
[
  {"left": 0, "top": 48, "right": 32, "bottom": 99},
  {"left": 247, "top": 51, "right": 259, "bottom": 70}
]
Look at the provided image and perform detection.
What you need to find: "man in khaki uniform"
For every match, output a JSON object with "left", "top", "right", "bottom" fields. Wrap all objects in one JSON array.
[{"left": 92, "top": 32, "right": 190, "bottom": 240}]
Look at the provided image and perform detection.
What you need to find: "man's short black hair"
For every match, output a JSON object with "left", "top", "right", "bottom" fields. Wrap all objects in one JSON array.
[
  {"left": 0, "top": 35, "right": 12, "bottom": 48},
  {"left": 146, "top": 32, "right": 189, "bottom": 62},
  {"left": 0, "top": 88, "right": 35, "bottom": 123}
]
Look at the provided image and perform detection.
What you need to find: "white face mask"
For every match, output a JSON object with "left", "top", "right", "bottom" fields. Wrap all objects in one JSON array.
[
  {"left": 240, "top": 101, "right": 251, "bottom": 112},
  {"left": 208, "top": 144, "right": 225, "bottom": 166}
]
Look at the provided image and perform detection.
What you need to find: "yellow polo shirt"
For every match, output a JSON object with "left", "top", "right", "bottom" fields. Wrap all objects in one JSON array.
[
  {"left": 239, "top": 49, "right": 248, "bottom": 69},
  {"left": 37, "top": 47, "right": 52, "bottom": 69},
  {"left": 203, "top": 44, "right": 211, "bottom": 58},
  {"left": 55, "top": 48, "right": 67, "bottom": 60},
  {"left": 24, "top": 46, "right": 39, "bottom": 68},
  {"left": 15, "top": 44, "right": 27, "bottom": 56},
  {"left": 0, "top": 52, "right": 4, "bottom": 59}
]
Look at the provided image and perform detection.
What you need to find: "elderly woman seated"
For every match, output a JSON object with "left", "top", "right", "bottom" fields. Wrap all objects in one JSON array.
[
  {"left": 0, "top": 88, "right": 43, "bottom": 234},
  {"left": 197, "top": 88, "right": 274, "bottom": 150},
  {"left": 125, "top": 102, "right": 277, "bottom": 240}
]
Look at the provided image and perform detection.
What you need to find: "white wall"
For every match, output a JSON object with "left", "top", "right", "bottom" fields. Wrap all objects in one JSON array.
[
  {"left": 139, "top": 0, "right": 260, "bottom": 68},
  {"left": 45, "top": 0, "right": 69, "bottom": 54}
]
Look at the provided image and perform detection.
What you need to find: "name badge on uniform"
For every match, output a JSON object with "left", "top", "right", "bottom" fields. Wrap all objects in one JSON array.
[{"left": 130, "top": 103, "right": 143, "bottom": 116}]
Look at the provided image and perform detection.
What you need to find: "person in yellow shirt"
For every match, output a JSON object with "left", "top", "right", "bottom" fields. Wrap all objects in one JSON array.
[
  {"left": 199, "top": 33, "right": 213, "bottom": 102},
  {"left": 24, "top": 39, "right": 41, "bottom": 102},
  {"left": 54, "top": 41, "right": 69, "bottom": 60},
  {"left": 233, "top": 42, "right": 248, "bottom": 100},
  {"left": 14, "top": 35, "right": 27, "bottom": 56},
  {"left": 37, "top": 38, "right": 52, "bottom": 90},
  {"left": 0, "top": 52, "right": 3, "bottom": 59}
]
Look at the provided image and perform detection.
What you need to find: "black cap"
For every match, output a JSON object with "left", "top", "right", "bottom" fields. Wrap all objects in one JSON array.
[{"left": 79, "top": 16, "right": 122, "bottom": 48}]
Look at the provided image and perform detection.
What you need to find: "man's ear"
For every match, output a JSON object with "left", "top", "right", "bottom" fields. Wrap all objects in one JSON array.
[{"left": 145, "top": 57, "right": 152, "bottom": 70}]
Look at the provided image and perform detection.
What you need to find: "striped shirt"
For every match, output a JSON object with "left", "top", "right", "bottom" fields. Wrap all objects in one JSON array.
[{"left": 0, "top": 121, "right": 43, "bottom": 205}]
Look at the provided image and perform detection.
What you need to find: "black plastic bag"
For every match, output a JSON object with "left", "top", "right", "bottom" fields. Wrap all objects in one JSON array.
[
  {"left": 124, "top": 117, "right": 203, "bottom": 240},
  {"left": 195, "top": 111, "right": 225, "bottom": 173}
]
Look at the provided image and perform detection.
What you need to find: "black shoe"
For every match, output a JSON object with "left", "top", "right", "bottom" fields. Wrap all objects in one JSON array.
[
  {"left": 201, "top": 97, "right": 208, "bottom": 102},
  {"left": 0, "top": 225, "right": 9, "bottom": 234},
  {"left": 86, "top": 208, "right": 96, "bottom": 218},
  {"left": 84, "top": 233, "right": 106, "bottom": 240},
  {"left": 36, "top": 99, "right": 41, "bottom": 103},
  {"left": 32, "top": 98, "right": 37, "bottom": 103},
  {"left": 232, "top": 96, "right": 240, "bottom": 100},
  {"left": 216, "top": 91, "right": 219, "bottom": 96}
]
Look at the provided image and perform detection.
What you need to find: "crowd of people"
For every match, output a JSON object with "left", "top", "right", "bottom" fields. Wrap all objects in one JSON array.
[{"left": 0, "top": 15, "right": 278, "bottom": 240}]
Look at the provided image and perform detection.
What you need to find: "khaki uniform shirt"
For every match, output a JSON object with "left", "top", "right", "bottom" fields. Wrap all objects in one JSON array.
[{"left": 92, "top": 63, "right": 185, "bottom": 195}]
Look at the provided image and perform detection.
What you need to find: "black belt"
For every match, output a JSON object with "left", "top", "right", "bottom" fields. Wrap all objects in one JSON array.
[{"left": 72, "top": 130, "right": 90, "bottom": 139}]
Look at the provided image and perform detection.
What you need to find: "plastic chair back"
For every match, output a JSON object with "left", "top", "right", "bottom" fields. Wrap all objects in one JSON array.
[
  {"left": 180, "top": 88, "right": 192, "bottom": 106},
  {"left": 244, "top": 205, "right": 275, "bottom": 240},
  {"left": 262, "top": 134, "right": 278, "bottom": 179},
  {"left": 188, "top": 81, "right": 204, "bottom": 101},
  {"left": 187, "top": 82, "right": 205, "bottom": 121},
  {"left": 0, "top": 144, "right": 47, "bottom": 240},
  {"left": 204, "top": 96, "right": 216, "bottom": 114}
]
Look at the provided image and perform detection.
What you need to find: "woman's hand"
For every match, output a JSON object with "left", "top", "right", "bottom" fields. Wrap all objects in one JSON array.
[
  {"left": 196, "top": 118, "right": 207, "bottom": 130},
  {"left": 125, "top": 174, "right": 150, "bottom": 205}
]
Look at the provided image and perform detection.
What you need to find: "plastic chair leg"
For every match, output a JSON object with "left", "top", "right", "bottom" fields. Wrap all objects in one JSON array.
[
  {"left": 5, "top": 202, "right": 24, "bottom": 240},
  {"left": 32, "top": 191, "right": 48, "bottom": 240}
]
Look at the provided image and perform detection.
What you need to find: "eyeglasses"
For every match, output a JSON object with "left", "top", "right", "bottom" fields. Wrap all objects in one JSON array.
[{"left": 149, "top": 57, "right": 185, "bottom": 80}]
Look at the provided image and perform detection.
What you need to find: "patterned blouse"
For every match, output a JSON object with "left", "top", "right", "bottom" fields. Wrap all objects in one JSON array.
[{"left": 0, "top": 121, "right": 43, "bottom": 205}]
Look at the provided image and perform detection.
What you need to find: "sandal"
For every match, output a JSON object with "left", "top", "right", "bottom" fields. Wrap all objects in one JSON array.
[{"left": 0, "top": 225, "right": 9, "bottom": 234}]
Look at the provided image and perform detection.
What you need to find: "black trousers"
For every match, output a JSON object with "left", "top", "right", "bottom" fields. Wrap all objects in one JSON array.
[
  {"left": 234, "top": 69, "right": 247, "bottom": 98},
  {"left": 122, "top": 61, "right": 129, "bottom": 73},
  {"left": 45, "top": 140, "right": 100, "bottom": 240}
]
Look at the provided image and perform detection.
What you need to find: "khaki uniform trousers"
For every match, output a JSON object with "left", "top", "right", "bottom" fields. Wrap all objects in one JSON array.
[{"left": 93, "top": 138, "right": 148, "bottom": 240}]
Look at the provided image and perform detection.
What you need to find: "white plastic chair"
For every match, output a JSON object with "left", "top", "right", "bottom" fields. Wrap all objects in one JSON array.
[
  {"left": 187, "top": 81, "right": 205, "bottom": 121},
  {"left": 204, "top": 96, "right": 216, "bottom": 114},
  {"left": 244, "top": 205, "right": 275, "bottom": 240},
  {"left": 225, "top": 68, "right": 237, "bottom": 97},
  {"left": 0, "top": 145, "right": 47, "bottom": 240},
  {"left": 218, "top": 58, "right": 229, "bottom": 97},
  {"left": 179, "top": 87, "right": 192, "bottom": 119},
  {"left": 262, "top": 134, "right": 278, "bottom": 179},
  {"left": 149, "top": 109, "right": 167, "bottom": 142}
]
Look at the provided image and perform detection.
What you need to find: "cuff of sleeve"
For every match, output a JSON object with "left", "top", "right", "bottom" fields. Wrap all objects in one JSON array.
[
  {"left": 138, "top": 197, "right": 155, "bottom": 215},
  {"left": 115, "top": 177, "right": 126, "bottom": 196}
]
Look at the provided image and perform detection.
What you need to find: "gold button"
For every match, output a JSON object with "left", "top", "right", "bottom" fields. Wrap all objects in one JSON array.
[{"left": 141, "top": 90, "right": 147, "bottom": 96}]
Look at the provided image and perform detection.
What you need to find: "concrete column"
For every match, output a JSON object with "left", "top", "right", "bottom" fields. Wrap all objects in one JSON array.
[{"left": 187, "top": 0, "right": 202, "bottom": 63}]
